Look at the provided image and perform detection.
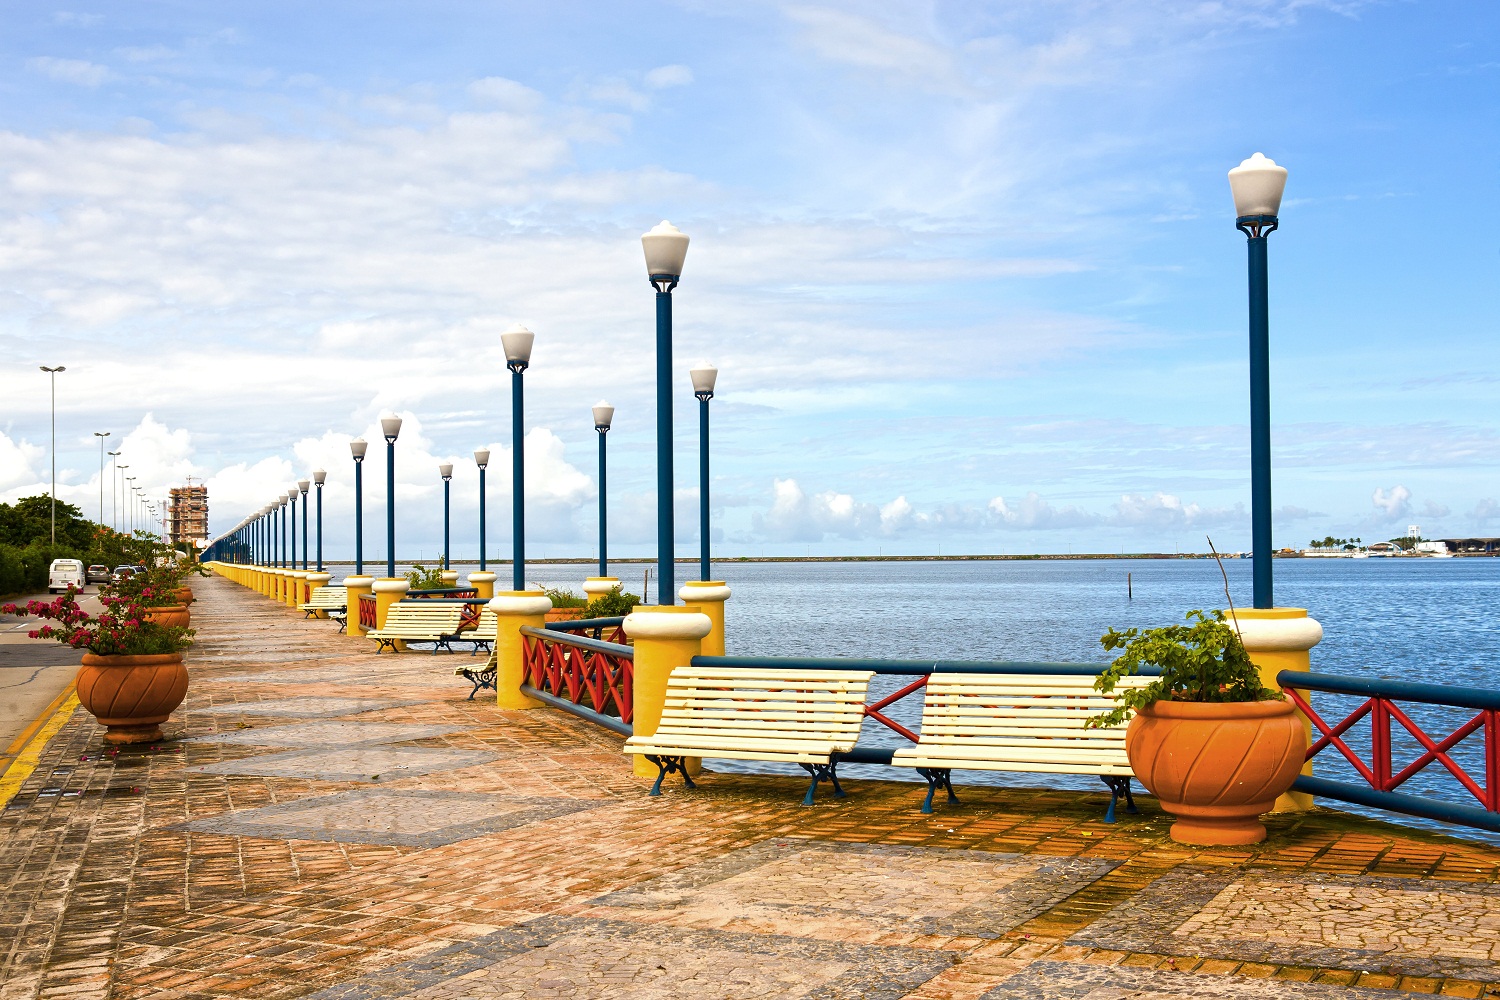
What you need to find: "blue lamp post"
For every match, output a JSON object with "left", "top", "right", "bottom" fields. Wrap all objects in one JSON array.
[
  {"left": 286, "top": 489, "right": 298, "bottom": 571},
  {"left": 690, "top": 363, "right": 717, "bottom": 582},
  {"left": 381, "top": 416, "right": 402, "bottom": 579},
  {"left": 592, "top": 402, "right": 613, "bottom": 577},
  {"left": 502, "top": 326, "right": 534, "bottom": 591},
  {"left": 439, "top": 463, "right": 453, "bottom": 571},
  {"left": 351, "top": 438, "right": 367, "bottom": 575},
  {"left": 279, "top": 497, "right": 288, "bottom": 568},
  {"left": 298, "top": 479, "right": 310, "bottom": 570},
  {"left": 312, "top": 469, "right": 326, "bottom": 571},
  {"left": 474, "top": 449, "right": 490, "bottom": 571},
  {"left": 1229, "top": 152, "right": 1289, "bottom": 610},
  {"left": 642, "top": 221, "right": 690, "bottom": 605}
]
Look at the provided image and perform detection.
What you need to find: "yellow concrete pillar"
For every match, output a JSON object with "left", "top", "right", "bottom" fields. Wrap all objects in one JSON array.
[
  {"left": 304, "top": 572, "right": 333, "bottom": 617},
  {"left": 270, "top": 568, "right": 284, "bottom": 602},
  {"left": 679, "top": 582, "right": 730, "bottom": 657},
  {"left": 624, "top": 605, "right": 711, "bottom": 777},
  {"left": 583, "top": 576, "right": 619, "bottom": 611},
  {"left": 255, "top": 566, "right": 267, "bottom": 596},
  {"left": 468, "top": 571, "right": 497, "bottom": 601},
  {"left": 439, "top": 570, "right": 459, "bottom": 588},
  {"left": 372, "top": 578, "right": 410, "bottom": 649},
  {"left": 343, "top": 575, "right": 374, "bottom": 637},
  {"left": 487, "top": 591, "right": 552, "bottom": 709},
  {"left": 286, "top": 570, "right": 306, "bottom": 608},
  {"left": 1225, "top": 606, "right": 1323, "bottom": 813}
]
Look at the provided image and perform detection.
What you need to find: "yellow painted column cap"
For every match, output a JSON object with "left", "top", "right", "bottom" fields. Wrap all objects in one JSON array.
[
  {"left": 372, "top": 578, "right": 410, "bottom": 594},
  {"left": 305, "top": 572, "right": 333, "bottom": 586},
  {"left": 467, "top": 571, "right": 498, "bottom": 584},
  {"left": 487, "top": 592, "right": 553, "bottom": 616},
  {"left": 343, "top": 574, "right": 375, "bottom": 586},
  {"left": 583, "top": 576, "right": 620, "bottom": 596},
  {"left": 625, "top": 605, "right": 712, "bottom": 639},
  {"left": 679, "top": 581, "right": 730, "bottom": 603},
  {"left": 1224, "top": 607, "right": 1322, "bottom": 652}
]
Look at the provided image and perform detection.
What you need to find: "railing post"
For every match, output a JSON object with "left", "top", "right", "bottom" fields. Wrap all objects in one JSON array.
[
  {"left": 469, "top": 571, "right": 497, "bottom": 601},
  {"left": 624, "top": 605, "right": 710, "bottom": 778},
  {"left": 1227, "top": 606, "right": 1323, "bottom": 812},
  {"left": 287, "top": 570, "right": 307, "bottom": 609},
  {"left": 488, "top": 591, "right": 551, "bottom": 710},
  {"left": 583, "top": 576, "right": 619, "bottom": 609},
  {"left": 678, "top": 582, "right": 730, "bottom": 657},
  {"left": 343, "top": 574, "right": 375, "bottom": 637},
  {"left": 303, "top": 571, "right": 332, "bottom": 617},
  {"left": 372, "top": 578, "right": 411, "bottom": 650},
  {"left": 439, "top": 570, "right": 459, "bottom": 587}
]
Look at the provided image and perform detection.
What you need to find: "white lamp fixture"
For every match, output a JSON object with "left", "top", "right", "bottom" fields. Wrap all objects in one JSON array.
[
  {"left": 1229, "top": 152, "right": 1288, "bottom": 219},
  {"left": 380, "top": 416, "right": 402, "bottom": 443},
  {"left": 641, "top": 220, "right": 690, "bottom": 278},
  {"left": 350, "top": 438, "right": 368, "bottom": 460},
  {"left": 313, "top": 468, "right": 326, "bottom": 485},
  {"left": 690, "top": 362, "right": 718, "bottom": 398},
  {"left": 501, "top": 324, "right": 535, "bottom": 370},
  {"left": 474, "top": 448, "right": 490, "bottom": 469},
  {"left": 297, "top": 479, "right": 310, "bottom": 494},
  {"left": 592, "top": 401, "right": 614, "bottom": 431},
  {"left": 439, "top": 462, "right": 453, "bottom": 479}
]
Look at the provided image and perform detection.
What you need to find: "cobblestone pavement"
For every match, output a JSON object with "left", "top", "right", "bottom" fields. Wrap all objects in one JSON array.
[{"left": 3, "top": 575, "right": 1500, "bottom": 999}]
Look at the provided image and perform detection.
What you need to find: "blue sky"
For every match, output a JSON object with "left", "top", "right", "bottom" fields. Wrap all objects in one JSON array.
[{"left": 1, "top": 1, "right": 1496, "bottom": 558}]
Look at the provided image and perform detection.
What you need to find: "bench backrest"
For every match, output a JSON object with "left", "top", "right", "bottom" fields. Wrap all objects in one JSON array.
[
  {"left": 373, "top": 601, "right": 466, "bottom": 636},
  {"left": 305, "top": 586, "right": 347, "bottom": 607},
  {"left": 915, "top": 672, "right": 1155, "bottom": 749},
  {"left": 657, "top": 666, "right": 875, "bottom": 742},
  {"left": 469, "top": 609, "right": 498, "bottom": 640}
]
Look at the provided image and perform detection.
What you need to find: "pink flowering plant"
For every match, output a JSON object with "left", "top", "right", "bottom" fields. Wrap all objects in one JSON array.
[{"left": 1, "top": 589, "right": 192, "bottom": 656}]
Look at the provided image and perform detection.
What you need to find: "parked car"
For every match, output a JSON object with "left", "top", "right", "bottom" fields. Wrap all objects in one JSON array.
[
  {"left": 48, "top": 559, "right": 86, "bottom": 593},
  {"left": 111, "top": 565, "right": 137, "bottom": 584},
  {"left": 86, "top": 564, "right": 111, "bottom": 584}
]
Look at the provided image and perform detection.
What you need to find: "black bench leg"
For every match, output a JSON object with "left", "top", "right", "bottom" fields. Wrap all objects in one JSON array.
[
  {"left": 798, "top": 762, "right": 842, "bottom": 806},
  {"left": 916, "top": 768, "right": 958, "bottom": 814},
  {"left": 828, "top": 763, "right": 847, "bottom": 799},
  {"left": 645, "top": 755, "right": 694, "bottom": 796},
  {"left": 1100, "top": 775, "right": 1134, "bottom": 823}
]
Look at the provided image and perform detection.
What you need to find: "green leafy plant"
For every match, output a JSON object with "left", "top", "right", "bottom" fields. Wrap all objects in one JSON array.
[
  {"left": 581, "top": 585, "right": 640, "bottom": 618},
  {"left": 541, "top": 586, "right": 588, "bottom": 608},
  {"left": 404, "top": 564, "right": 448, "bottom": 589},
  {"left": 1090, "top": 609, "right": 1281, "bottom": 728},
  {"left": 2, "top": 590, "right": 193, "bottom": 656}
]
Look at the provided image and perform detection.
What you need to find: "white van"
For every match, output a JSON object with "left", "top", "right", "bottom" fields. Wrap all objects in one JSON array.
[{"left": 47, "top": 559, "right": 85, "bottom": 593}]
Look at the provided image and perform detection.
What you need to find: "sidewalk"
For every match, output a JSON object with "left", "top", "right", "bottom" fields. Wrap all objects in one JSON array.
[{"left": 2, "top": 573, "right": 1499, "bottom": 999}]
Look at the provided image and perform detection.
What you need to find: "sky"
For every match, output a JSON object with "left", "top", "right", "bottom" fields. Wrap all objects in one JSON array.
[{"left": 1, "top": 1, "right": 1496, "bottom": 559}]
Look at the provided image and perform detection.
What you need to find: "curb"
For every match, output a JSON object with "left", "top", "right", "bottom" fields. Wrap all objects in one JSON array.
[{"left": 0, "top": 681, "right": 80, "bottom": 807}]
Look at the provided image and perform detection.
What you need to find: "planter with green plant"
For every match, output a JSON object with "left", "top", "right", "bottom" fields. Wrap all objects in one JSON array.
[
  {"left": 541, "top": 586, "right": 588, "bottom": 621},
  {"left": 3, "top": 590, "right": 194, "bottom": 744},
  {"left": 1093, "top": 609, "right": 1308, "bottom": 845},
  {"left": 580, "top": 584, "right": 641, "bottom": 620}
]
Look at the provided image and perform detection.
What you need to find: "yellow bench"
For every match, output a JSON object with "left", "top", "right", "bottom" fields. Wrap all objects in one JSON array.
[
  {"left": 623, "top": 665, "right": 875, "bottom": 804},
  {"left": 890, "top": 672, "right": 1154, "bottom": 820},
  {"left": 364, "top": 602, "right": 468, "bottom": 654}
]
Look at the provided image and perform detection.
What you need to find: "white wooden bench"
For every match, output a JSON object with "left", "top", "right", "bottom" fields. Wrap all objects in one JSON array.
[
  {"left": 623, "top": 665, "right": 875, "bottom": 804},
  {"left": 364, "top": 602, "right": 468, "bottom": 654},
  {"left": 890, "top": 672, "right": 1155, "bottom": 821},
  {"left": 300, "top": 586, "right": 347, "bottom": 620},
  {"left": 455, "top": 650, "right": 498, "bottom": 699},
  {"left": 452, "top": 607, "right": 496, "bottom": 654}
]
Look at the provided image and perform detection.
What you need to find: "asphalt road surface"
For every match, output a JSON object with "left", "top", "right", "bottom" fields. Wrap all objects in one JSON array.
[{"left": 0, "top": 590, "right": 96, "bottom": 770}]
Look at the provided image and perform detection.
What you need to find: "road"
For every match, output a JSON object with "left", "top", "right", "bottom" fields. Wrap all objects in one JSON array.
[{"left": 0, "top": 590, "right": 95, "bottom": 770}]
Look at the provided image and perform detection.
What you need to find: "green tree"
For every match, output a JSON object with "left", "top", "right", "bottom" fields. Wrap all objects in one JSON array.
[{"left": 0, "top": 495, "right": 94, "bottom": 549}]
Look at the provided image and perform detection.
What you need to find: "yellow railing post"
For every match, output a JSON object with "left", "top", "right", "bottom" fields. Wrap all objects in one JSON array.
[
  {"left": 488, "top": 591, "right": 552, "bottom": 710},
  {"left": 1226, "top": 606, "right": 1323, "bottom": 813},
  {"left": 624, "top": 605, "right": 710, "bottom": 778},
  {"left": 678, "top": 582, "right": 730, "bottom": 657},
  {"left": 343, "top": 575, "right": 374, "bottom": 637}
]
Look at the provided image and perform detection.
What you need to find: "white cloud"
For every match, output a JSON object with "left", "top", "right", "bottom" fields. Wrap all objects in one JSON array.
[
  {"left": 1371, "top": 485, "right": 1412, "bottom": 521},
  {"left": 26, "top": 56, "right": 111, "bottom": 87},
  {"left": 644, "top": 64, "right": 694, "bottom": 89},
  {"left": 988, "top": 492, "right": 1099, "bottom": 530},
  {"left": 1470, "top": 498, "right": 1499, "bottom": 524}
]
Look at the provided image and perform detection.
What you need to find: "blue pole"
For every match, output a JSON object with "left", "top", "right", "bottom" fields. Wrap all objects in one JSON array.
[
  {"left": 354, "top": 458, "right": 364, "bottom": 576},
  {"left": 597, "top": 430, "right": 608, "bottom": 577},
  {"left": 1240, "top": 214, "right": 1277, "bottom": 609},
  {"left": 301, "top": 490, "right": 308, "bottom": 569},
  {"left": 315, "top": 484, "right": 323, "bottom": 571},
  {"left": 280, "top": 502, "right": 287, "bottom": 568},
  {"left": 698, "top": 396, "right": 710, "bottom": 581},
  {"left": 289, "top": 495, "right": 297, "bottom": 573},
  {"left": 386, "top": 438, "right": 396, "bottom": 579},
  {"left": 512, "top": 369, "right": 525, "bottom": 591},
  {"left": 443, "top": 477, "right": 450, "bottom": 570},
  {"left": 655, "top": 285, "right": 675, "bottom": 604},
  {"left": 478, "top": 465, "right": 487, "bottom": 571}
]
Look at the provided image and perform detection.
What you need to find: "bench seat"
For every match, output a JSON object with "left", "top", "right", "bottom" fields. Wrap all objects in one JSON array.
[
  {"left": 624, "top": 666, "right": 874, "bottom": 804},
  {"left": 365, "top": 603, "right": 468, "bottom": 654},
  {"left": 890, "top": 673, "right": 1154, "bottom": 820},
  {"left": 300, "top": 585, "right": 347, "bottom": 618}
]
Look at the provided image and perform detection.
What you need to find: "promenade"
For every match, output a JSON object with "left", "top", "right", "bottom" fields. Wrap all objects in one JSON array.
[{"left": 3, "top": 576, "right": 1500, "bottom": 999}]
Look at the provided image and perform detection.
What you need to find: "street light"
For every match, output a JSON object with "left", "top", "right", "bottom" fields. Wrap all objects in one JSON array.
[
  {"left": 313, "top": 469, "right": 326, "bottom": 571},
  {"left": 474, "top": 448, "right": 490, "bottom": 572},
  {"left": 592, "top": 402, "right": 614, "bottom": 578},
  {"left": 93, "top": 431, "right": 110, "bottom": 526},
  {"left": 1230, "top": 151, "right": 1288, "bottom": 610},
  {"left": 287, "top": 488, "right": 299, "bottom": 574},
  {"left": 381, "top": 416, "right": 402, "bottom": 578},
  {"left": 126, "top": 476, "right": 136, "bottom": 534},
  {"left": 39, "top": 366, "right": 65, "bottom": 545},
  {"left": 642, "top": 220, "right": 690, "bottom": 604},
  {"left": 439, "top": 463, "right": 453, "bottom": 571},
  {"left": 690, "top": 362, "right": 718, "bottom": 581},
  {"left": 117, "top": 464, "right": 128, "bottom": 533},
  {"left": 107, "top": 452, "right": 120, "bottom": 529},
  {"left": 280, "top": 495, "right": 289, "bottom": 568},
  {"left": 351, "top": 438, "right": 367, "bottom": 575},
  {"left": 298, "top": 479, "right": 310, "bottom": 569},
  {"left": 502, "top": 325, "right": 534, "bottom": 591}
]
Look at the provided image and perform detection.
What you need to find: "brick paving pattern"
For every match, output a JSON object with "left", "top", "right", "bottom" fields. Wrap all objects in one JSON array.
[{"left": 2, "top": 573, "right": 1499, "bottom": 999}]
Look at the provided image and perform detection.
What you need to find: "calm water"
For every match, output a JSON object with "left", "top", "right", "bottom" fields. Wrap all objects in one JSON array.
[{"left": 324, "top": 557, "right": 1500, "bottom": 841}]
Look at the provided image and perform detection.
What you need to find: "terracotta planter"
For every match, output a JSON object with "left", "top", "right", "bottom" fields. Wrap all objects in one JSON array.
[
  {"left": 1125, "top": 699, "right": 1308, "bottom": 846},
  {"left": 144, "top": 605, "right": 190, "bottom": 628},
  {"left": 175, "top": 587, "right": 195, "bottom": 605},
  {"left": 77, "top": 652, "right": 190, "bottom": 744},
  {"left": 545, "top": 607, "right": 587, "bottom": 622}
]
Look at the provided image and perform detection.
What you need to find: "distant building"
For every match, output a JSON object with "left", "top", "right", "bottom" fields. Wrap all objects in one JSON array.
[
  {"left": 1439, "top": 537, "right": 1500, "bottom": 556},
  {"left": 168, "top": 484, "right": 209, "bottom": 548}
]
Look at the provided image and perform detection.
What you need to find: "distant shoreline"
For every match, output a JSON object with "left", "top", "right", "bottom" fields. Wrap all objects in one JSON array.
[{"left": 312, "top": 553, "right": 1227, "bottom": 565}]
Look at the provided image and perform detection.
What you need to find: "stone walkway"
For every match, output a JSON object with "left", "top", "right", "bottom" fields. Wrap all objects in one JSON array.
[{"left": 3, "top": 574, "right": 1500, "bottom": 999}]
